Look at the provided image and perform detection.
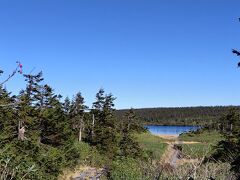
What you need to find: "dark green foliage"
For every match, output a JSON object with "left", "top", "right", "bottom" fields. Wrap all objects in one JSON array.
[
  {"left": 118, "top": 109, "right": 144, "bottom": 158},
  {"left": 110, "top": 158, "right": 142, "bottom": 180},
  {"left": 63, "top": 96, "right": 71, "bottom": 115},
  {"left": 122, "top": 108, "right": 147, "bottom": 133},
  {"left": 211, "top": 29, "right": 240, "bottom": 179},
  {"left": 0, "top": 68, "right": 148, "bottom": 179},
  {"left": 0, "top": 87, "right": 18, "bottom": 143},
  {"left": 116, "top": 106, "right": 239, "bottom": 126},
  {"left": 91, "top": 89, "right": 119, "bottom": 158},
  {"left": 119, "top": 134, "right": 142, "bottom": 158},
  {"left": 211, "top": 109, "right": 240, "bottom": 178},
  {"left": 69, "top": 92, "right": 88, "bottom": 141}
]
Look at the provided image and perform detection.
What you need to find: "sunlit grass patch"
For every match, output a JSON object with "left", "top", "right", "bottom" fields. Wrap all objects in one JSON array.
[
  {"left": 181, "top": 143, "right": 212, "bottom": 159},
  {"left": 135, "top": 133, "right": 167, "bottom": 160},
  {"left": 179, "top": 130, "right": 222, "bottom": 144}
]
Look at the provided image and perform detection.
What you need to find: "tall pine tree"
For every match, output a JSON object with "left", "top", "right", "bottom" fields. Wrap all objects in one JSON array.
[
  {"left": 69, "top": 92, "right": 88, "bottom": 142},
  {"left": 91, "top": 89, "right": 118, "bottom": 159}
]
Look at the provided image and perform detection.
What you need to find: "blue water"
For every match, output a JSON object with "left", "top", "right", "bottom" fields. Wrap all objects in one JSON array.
[{"left": 146, "top": 125, "right": 199, "bottom": 136}]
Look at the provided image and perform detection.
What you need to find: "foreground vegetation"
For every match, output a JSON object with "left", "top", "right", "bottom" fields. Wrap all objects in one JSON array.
[
  {"left": 135, "top": 133, "right": 168, "bottom": 160},
  {"left": 179, "top": 130, "right": 222, "bottom": 159}
]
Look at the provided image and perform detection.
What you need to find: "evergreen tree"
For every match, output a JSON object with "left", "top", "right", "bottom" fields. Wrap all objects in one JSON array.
[
  {"left": 63, "top": 96, "right": 71, "bottom": 116},
  {"left": 92, "top": 88, "right": 105, "bottom": 111},
  {"left": 212, "top": 109, "right": 240, "bottom": 178},
  {"left": 0, "top": 86, "right": 17, "bottom": 144},
  {"left": 39, "top": 85, "right": 73, "bottom": 146},
  {"left": 218, "top": 108, "right": 240, "bottom": 136},
  {"left": 20, "top": 72, "right": 44, "bottom": 142},
  {"left": 92, "top": 89, "right": 118, "bottom": 158},
  {"left": 123, "top": 108, "right": 146, "bottom": 133},
  {"left": 69, "top": 92, "right": 88, "bottom": 142},
  {"left": 118, "top": 109, "right": 143, "bottom": 158}
]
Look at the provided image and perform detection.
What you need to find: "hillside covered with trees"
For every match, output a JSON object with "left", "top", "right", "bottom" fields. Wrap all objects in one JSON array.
[{"left": 116, "top": 106, "right": 240, "bottom": 126}]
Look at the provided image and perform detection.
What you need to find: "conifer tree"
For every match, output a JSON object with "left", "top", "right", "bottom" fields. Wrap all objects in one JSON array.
[
  {"left": 39, "top": 85, "right": 72, "bottom": 146},
  {"left": 21, "top": 72, "right": 44, "bottom": 142},
  {"left": 0, "top": 86, "right": 17, "bottom": 144},
  {"left": 92, "top": 89, "right": 118, "bottom": 158},
  {"left": 123, "top": 108, "right": 146, "bottom": 133},
  {"left": 119, "top": 109, "right": 143, "bottom": 158},
  {"left": 63, "top": 96, "right": 71, "bottom": 116},
  {"left": 69, "top": 92, "right": 88, "bottom": 142}
]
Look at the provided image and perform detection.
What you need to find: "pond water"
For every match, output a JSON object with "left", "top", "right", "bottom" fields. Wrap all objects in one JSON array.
[{"left": 146, "top": 125, "right": 199, "bottom": 136}]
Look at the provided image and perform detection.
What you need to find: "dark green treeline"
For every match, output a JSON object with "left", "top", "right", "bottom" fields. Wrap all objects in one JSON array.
[{"left": 116, "top": 106, "right": 240, "bottom": 126}]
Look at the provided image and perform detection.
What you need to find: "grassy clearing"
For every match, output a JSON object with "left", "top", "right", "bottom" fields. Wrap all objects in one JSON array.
[
  {"left": 135, "top": 133, "right": 167, "bottom": 160},
  {"left": 179, "top": 130, "right": 222, "bottom": 144},
  {"left": 179, "top": 130, "right": 223, "bottom": 159},
  {"left": 181, "top": 143, "right": 212, "bottom": 159}
]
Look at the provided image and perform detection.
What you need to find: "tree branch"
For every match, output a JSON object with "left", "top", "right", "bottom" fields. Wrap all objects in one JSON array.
[{"left": 0, "top": 61, "right": 22, "bottom": 86}]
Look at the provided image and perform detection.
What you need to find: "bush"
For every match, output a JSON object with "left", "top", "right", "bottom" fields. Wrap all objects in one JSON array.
[
  {"left": 110, "top": 158, "right": 142, "bottom": 180},
  {"left": 0, "top": 140, "right": 105, "bottom": 180},
  {"left": 37, "top": 147, "right": 66, "bottom": 179},
  {"left": 0, "top": 143, "right": 39, "bottom": 179},
  {"left": 63, "top": 141, "right": 91, "bottom": 167}
]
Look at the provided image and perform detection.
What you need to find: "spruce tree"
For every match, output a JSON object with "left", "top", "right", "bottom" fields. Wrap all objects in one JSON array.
[
  {"left": 69, "top": 92, "right": 88, "bottom": 142},
  {"left": 21, "top": 72, "right": 44, "bottom": 142},
  {"left": 119, "top": 109, "right": 142, "bottom": 158},
  {"left": 124, "top": 108, "right": 146, "bottom": 133},
  {"left": 39, "top": 85, "right": 73, "bottom": 146},
  {"left": 63, "top": 96, "right": 71, "bottom": 116},
  {"left": 92, "top": 89, "right": 118, "bottom": 158},
  {"left": 0, "top": 86, "right": 17, "bottom": 144}
]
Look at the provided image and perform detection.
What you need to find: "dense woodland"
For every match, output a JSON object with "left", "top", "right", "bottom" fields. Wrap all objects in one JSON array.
[
  {"left": 116, "top": 106, "right": 240, "bottom": 126},
  {"left": 0, "top": 63, "right": 147, "bottom": 179}
]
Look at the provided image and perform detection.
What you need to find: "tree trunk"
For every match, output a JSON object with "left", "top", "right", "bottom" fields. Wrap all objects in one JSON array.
[
  {"left": 91, "top": 114, "right": 95, "bottom": 138},
  {"left": 79, "top": 127, "right": 82, "bottom": 142},
  {"left": 18, "top": 120, "right": 25, "bottom": 141},
  {"left": 78, "top": 115, "right": 84, "bottom": 142}
]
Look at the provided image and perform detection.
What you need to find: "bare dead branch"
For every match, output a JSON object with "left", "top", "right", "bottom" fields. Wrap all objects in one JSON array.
[{"left": 0, "top": 61, "right": 22, "bottom": 86}]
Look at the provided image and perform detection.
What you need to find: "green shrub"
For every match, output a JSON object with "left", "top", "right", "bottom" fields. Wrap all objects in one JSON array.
[
  {"left": 37, "top": 147, "right": 66, "bottom": 179},
  {"left": 88, "top": 147, "right": 106, "bottom": 167},
  {"left": 0, "top": 144, "right": 39, "bottom": 179},
  {"left": 0, "top": 140, "right": 105, "bottom": 180},
  {"left": 63, "top": 141, "right": 91, "bottom": 167},
  {"left": 110, "top": 158, "right": 142, "bottom": 180}
]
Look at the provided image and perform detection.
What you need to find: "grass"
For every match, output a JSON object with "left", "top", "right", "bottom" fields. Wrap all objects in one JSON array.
[
  {"left": 181, "top": 143, "right": 212, "bottom": 159},
  {"left": 179, "top": 130, "right": 223, "bottom": 158},
  {"left": 179, "top": 130, "right": 223, "bottom": 144},
  {"left": 135, "top": 133, "right": 167, "bottom": 160}
]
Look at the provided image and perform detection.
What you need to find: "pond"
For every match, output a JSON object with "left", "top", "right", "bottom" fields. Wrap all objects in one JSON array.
[{"left": 145, "top": 125, "right": 199, "bottom": 136}]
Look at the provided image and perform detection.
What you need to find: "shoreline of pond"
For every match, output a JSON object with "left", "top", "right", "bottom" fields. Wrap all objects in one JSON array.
[{"left": 145, "top": 125, "right": 200, "bottom": 136}]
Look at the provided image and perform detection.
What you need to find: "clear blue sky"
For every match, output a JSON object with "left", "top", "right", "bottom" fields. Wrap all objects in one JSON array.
[{"left": 0, "top": 0, "right": 240, "bottom": 109}]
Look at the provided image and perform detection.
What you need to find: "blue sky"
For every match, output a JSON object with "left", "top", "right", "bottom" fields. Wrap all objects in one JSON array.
[{"left": 0, "top": 0, "right": 240, "bottom": 109}]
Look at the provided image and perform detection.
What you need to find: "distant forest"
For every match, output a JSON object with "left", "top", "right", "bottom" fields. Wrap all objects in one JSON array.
[{"left": 116, "top": 106, "right": 240, "bottom": 126}]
